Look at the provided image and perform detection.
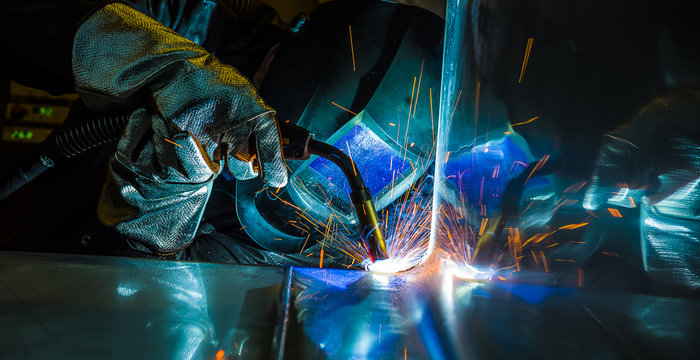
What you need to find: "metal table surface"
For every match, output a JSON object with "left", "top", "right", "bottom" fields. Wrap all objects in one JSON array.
[{"left": 1, "top": 251, "right": 698, "bottom": 359}]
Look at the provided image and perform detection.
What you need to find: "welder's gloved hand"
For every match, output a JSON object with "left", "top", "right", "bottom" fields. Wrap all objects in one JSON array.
[
  {"left": 582, "top": 86, "right": 700, "bottom": 293},
  {"left": 73, "top": 3, "right": 287, "bottom": 255}
]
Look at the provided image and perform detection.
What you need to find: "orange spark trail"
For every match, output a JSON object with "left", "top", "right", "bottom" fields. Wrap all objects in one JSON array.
[
  {"left": 511, "top": 116, "right": 539, "bottom": 127},
  {"left": 449, "top": 89, "right": 462, "bottom": 125},
  {"left": 518, "top": 37, "right": 534, "bottom": 83},
  {"left": 564, "top": 181, "right": 587, "bottom": 193},
  {"left": 558, "top": 222, "right": 589, "bottom": 230},
  {"left": 331, "top": 101, "right": 357, "bottom": 116},
  {"left": 578, "top": 268, "right": 584, "bottom": 287},
  {"left": 608, "top": 208, "right": 622, "bottom": 218},
  {"left": 429, "top": 88, "right": 434, "bottom": 142},
  {"left": 406, "top": 76, "right": 416, "bottom": 146},
  {"left": 413, "top": 60, "right": 425, "bottom": 119},
  {"left": 348, "top": 25, "right": 356, "bottom": 72}
]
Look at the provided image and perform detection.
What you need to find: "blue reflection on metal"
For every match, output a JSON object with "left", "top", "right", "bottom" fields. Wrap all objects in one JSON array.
[
  {"left": 294, "top": 267, "right": 366, "bottom": 290},
  {"left": 295, "top": 271, "right": 402, "bottom": 358},
  {"left": 309, "top": 123, "right": 411, "bottom": 198},
  {"left": 444, "top": 135, "right": 549, "bottom": 214},
  {"left": 416, "top": 306, "right": 450, "bottom": 360},
  {"left": 492, "top": 282, "right": 561, "bottom": 304}
]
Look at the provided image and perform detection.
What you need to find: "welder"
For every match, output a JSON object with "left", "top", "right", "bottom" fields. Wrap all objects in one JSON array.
[
  {"left": 0, "top": 0, "right": 318, "bottom": 262},
  {"left": 1, "top": 0, "right": 442, "bottom": 266}
]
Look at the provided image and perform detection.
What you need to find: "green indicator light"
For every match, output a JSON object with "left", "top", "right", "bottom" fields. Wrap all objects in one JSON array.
[
  {"left": 38, "top": 106, "right": 53, "bottom": 116},
  {"left": 26, "top": 131, "right": 34, "bottom": 140},
  {"left": 18, "top": 131, "right": 26, "bottom": 140},
  {"left": 11, "top": 130, "right": 19, "bottom": 139}
]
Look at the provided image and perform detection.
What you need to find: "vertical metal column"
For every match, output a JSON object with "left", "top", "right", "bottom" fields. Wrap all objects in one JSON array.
[{"left": 271, "top": 266, "right": 294, "bottom": 360}]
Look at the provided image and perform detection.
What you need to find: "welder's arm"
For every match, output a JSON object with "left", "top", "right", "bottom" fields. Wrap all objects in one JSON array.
[
  {"left": 582, "top": 88, "right": 700, "bottom": 292},
  {"left": 74, "top": 2, "right": 287, "bottom": 255}
]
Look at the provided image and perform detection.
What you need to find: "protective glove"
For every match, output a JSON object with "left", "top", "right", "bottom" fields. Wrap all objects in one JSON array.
[
  {"left": 582, "top": 86, "right": 700, "bottom": 292},
  {"left": 73, "top": 2, "right": 287, "bottom": 255}
]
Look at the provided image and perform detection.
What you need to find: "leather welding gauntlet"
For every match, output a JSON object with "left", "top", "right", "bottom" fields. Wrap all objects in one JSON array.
[{"left": 73, "top": 2, "right": 287, "bottom": 255}]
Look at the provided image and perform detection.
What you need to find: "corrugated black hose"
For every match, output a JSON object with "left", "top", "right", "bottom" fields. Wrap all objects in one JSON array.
[{"left": 0, "top": 110, "right": 130, "bottom": 201}]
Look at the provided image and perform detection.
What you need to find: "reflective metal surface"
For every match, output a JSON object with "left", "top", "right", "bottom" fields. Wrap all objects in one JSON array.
[{"left": 1, "top": 251, "right": 698, "bottom": 359}]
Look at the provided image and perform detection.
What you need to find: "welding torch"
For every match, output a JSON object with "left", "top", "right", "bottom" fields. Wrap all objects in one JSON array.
[
  {"left": 471, "top": 156, "right": 560, "bottom": 266},
  {"left": 0, "top": 109, "right": 388, "bottom": 262},
  {"left": 276, "top": 122, "right": 388, "bottom": 262}
]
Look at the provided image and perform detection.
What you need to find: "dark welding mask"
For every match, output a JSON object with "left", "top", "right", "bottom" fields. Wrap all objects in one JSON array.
[{"left": 234, "top": 0, "right": 444, "bottom": 252}]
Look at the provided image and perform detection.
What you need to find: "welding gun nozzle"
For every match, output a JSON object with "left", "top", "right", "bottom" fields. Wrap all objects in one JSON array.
[{"left": 352, "top": 188, "right": 388, "bottom": 262}]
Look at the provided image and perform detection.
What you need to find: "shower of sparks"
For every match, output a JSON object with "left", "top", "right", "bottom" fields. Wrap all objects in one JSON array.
[
  {"left": 426, "top": 154, "right": 599, "bottom": 281},
  {"left": 518, "top": 37, "right": 534, "bottom": 83}
]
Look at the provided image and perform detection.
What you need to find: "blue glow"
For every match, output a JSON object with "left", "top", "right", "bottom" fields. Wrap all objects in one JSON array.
[
  {"left": 294, "top": 267, "right": 367, "bottom": 290},
  {"left": 308, "top": 123, "right": 411, "bottom": 199},
  {"left": 444, "top": 135, "right": 549, "bottom": 215},
  {"left": 492, "top": 282, "right": 560, "bottom": 304}
]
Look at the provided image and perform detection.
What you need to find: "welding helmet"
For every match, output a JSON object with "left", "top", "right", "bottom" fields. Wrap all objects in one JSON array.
[{"left": 234, "top": 0, "right": 444, "bottom": 252}]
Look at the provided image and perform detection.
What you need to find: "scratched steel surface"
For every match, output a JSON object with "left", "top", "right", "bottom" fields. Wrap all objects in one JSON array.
[{"left": 1, "top": 251, "right": 698, "bottom": 359}]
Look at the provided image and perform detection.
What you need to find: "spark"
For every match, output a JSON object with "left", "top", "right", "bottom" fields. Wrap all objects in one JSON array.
[
  {"left": 540, "top": 251, "right": 549, "bottom": 272},
  {"left": 449, "top": 89, "right": 462, "bottom": 124},
  {"left": 601, "top": 251, "right": 621, "bottom": 257},
  {"left": 216, "top": 350, "right": 225, "bottom": 359},
  {"left": 164, "top": 138, "right": 183, "bottom": 148},
  {"left": 348, "top": 25, "right": 356, "bottom": 72},
  {"left": 558, "top": 222, "right": 589, "bottom": 230},
  {"left": 413, "top": 60, "right": 424, "bottom": 119},
  {"left": 331, "top": 101, "right": 357, "bottom": 116},
  {"left": 518, "top": 37, "right": 534, "bottom": 83},
  {"left": 346, "top": 141, "right": 358, "bottom": 177},
  {"left": 511, "top": 116, "right": 539, "bottom": 127},
  {"left": 563, "top": 181, "right": 587, "bottom": 193},
  {"left": 608, "top": 208, "right": 622, "bottom": 218},
  {"left": 478, "top": 218, "right": 488, "bottom": 236},
  {"left": 523, "top": 154, "right": 549, "bottom": 186},
  {"left": 406, "top": 76, "right": 417, "bottom": 146},
  {"left": 578, "top": 268, "right": 584, "bottom": 288}
]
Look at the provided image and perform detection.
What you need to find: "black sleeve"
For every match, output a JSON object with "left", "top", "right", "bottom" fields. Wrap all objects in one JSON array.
[{"left": 0, "top": 0, "right": 114, "bottom": 95}]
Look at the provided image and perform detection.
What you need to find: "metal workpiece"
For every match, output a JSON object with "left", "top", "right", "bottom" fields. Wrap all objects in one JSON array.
[{"left": 2, "top": 251, "right": 698, "bottom": 359}]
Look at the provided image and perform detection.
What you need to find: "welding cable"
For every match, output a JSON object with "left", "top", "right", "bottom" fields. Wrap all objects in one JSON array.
[
  {"left": 307, "top": 139, "right": 388, "bottom": 261},
  {"left": 0, "top": 110, "right": 130, "bottom": 201},
  {"left": 471, "top": 157, "right": 562, "bottom": 265}
]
